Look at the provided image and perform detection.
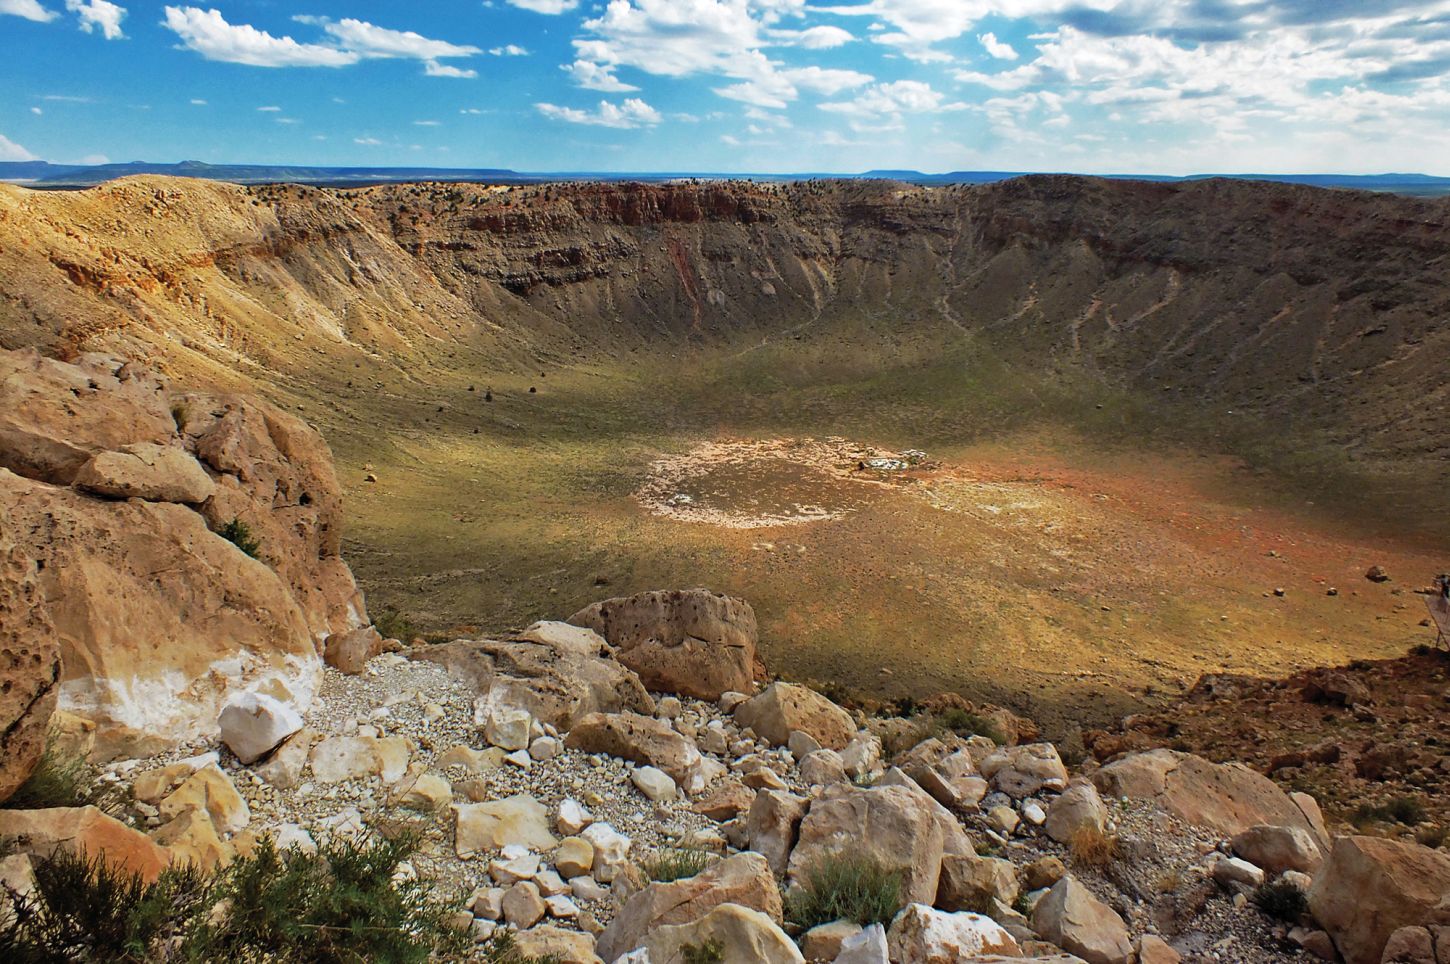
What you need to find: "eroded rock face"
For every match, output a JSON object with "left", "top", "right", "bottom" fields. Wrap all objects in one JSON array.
[
  {"left": 1307, "top": 836, "right": 1450, "bottom": 964},
  {"left": 1090, "top": 749, "right": 1328, "bottom": 847},
  {"left": 0, "top": 349, "right": 366, "bottom": 757},
  {"left": 568, "top": 588, "right": 759, "bottom": 700},
  {"left": 0, "top": 529, "right": 60, "bottom": 802}
]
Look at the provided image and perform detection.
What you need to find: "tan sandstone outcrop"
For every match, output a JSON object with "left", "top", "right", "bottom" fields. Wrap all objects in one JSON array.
[
  {"left": 0, "top": 348, "right": 366, "bottom": 758},
  {"left": 568, "top": 588, "right": 759, "bottom": 700},
  {"left": 1307, "top": 836, "right": 1450, "bottom": 964},
  {"left": 0, "top": 527, "right": 61, "bottom": 802}
]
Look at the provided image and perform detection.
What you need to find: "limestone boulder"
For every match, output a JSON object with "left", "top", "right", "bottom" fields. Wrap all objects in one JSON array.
[
  {"left": 157, "top": 762, "right": 250, "bottom": 835},
  {"left": 735, "top": 682, "right": 855, "bottom": 751},
  {"left": 568, "top": 588, "right": 757, "bottom": 700},
  {"left": 454, "top": 794, "right": 558, "bottom": 856},
  {"left": 412, "top": 637, "right": 653, "bottom": 733},
  {"left": 151, "top": 808, "right": 233, "bottom": 872},
  {"left": 0, "top": 805, "right": 169, "bottom": 882},
  {"left": 323, "top": 626, "right": 382, "bottom": 675},
  {"left": 0, "top": 529, "right": 60, "bottom": 802},
  {"left": 218, "top": 691, "right": 303, "bottom": 765},
  {"left": 937, "top": 853, "right": 1020, "bottom": 912},
  {"left": 309, "top": 735, "right": 409, "bottom": 784},
  {"left": 512, "top": 926, "right": 603, "bottom": 964},
  {"left": 746, "top": 789, "right": 809, "bottom": 876},
  {"left": 1030, "top": 877, "right": 1133, "bottom": 964},
  {"left": 633, "top": 903, "right": 804, "bottom": 964},
  {"left": 799, "top": 919, "right": 862, "bottom": 960},
  {"left": 516, "top": 620, "right": 609, "bottom": 657},
  {"left": 1045, "top": 782, "right": 1109, "bottom": 844},
  {"left": 596, "top": 852, "right": 781, "bottom": 962},
  {"left": 787, "top": 783, "right": 945, "bottom": 905},
  {"left": 73, "top": 443, "right": 215, "bottom": 504},
  {"left": 1230, "top": 823, "right": 1324, "bottom": 876},
  {"left": 1091, "top": 749, "right": 1329, "bottom": 848},
  {"left": 565, "top": 711, "right": 707, "bottom": 793},
  {"left": 1307, "top": 836, "right": 1450, "bottom": 964},
  {"left": 979, "top": 743, "right": 1069, "bottom": 798},
  {"left": 885, "top": 904, "right": 1022, "bottom": 962}
]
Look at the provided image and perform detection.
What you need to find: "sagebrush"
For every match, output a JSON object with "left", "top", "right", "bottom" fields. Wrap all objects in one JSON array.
[{"left": 784, "top": 853, "right": 904, "bottom": 930}]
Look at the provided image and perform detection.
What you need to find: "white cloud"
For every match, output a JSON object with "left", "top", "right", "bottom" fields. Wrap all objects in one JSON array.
[
  {"left": 565, "top": 59, "right": 639, "bottom": 92},
  {"left": 536, "top": 97, "right": 663, "bottom": 128},
  {"left": 0, "top": 0, "right": 55, "bottom": 23},
  {"left": 190, "top": 98, "right": 206, "bottom": 105},
  {"left": 508, "top": 0, "right": 578, "bottom": 12},
  {"left": 0, "top": 133, "right": 38, "bottom": 160},
  {"left": 354, "top": 136, "right": 382, "bottom": 145},
  {"left": 30, "top": 106, "right": 42, "bottom": 115},
  {"left": 66, "top": 0, "right": 123, "bottom": 39},
  {"left": 414, "top": 119, "right": 442, "bottom": 126},
  {"left": 490, "top": 44, "right": 528, "bottom": 56},
  {"left": 257, "top": 105, "right": 281, "bottom": 111},
  {"left": 424, "top": 61, "right": 477, "bottom": 78},
  {"left": 300, "top": 16, "right": 480, "bottom": 61},
  {"left": 779, "top": 24, "right": 853, "bottom": 49},
  {"left": 820, "top": 79, "right": 965, "bottom": 118},
  {"left": 979, "top": 31, "right": 1017, "bottom": 61},
  {"left": 162, "top": 7, "right": 359, "bottom": 67}
]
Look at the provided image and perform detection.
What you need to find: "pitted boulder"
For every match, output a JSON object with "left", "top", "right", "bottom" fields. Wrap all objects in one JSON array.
[{"left": 568, "top": 588, "right": 757, "bottom": 700}]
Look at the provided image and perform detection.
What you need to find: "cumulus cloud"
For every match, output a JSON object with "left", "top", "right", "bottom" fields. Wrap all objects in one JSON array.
[
  {"left": 0, "top": 0, "right": 55, "bottom": 22},
  {"left": 0, "top": 132, "right": 38, "bottom": 160},
  {"left": 979, "top": 31, "right": 1017, "bottom": 60},
  {"left": 508, "top": 0, "right": 578, "bottom": 12},
  {"left": 162, "top": 7, "right": 359, "bottom": 67},
  {"left": 490, "top": 44, "right": 529, "bottom": 56},
  {"left": 536, "top": 97, "right": 663, "bottom": 128},
  {"left": 565, "top": 59, "right": 639, "bottom": 92},
  {"left": 163, "top": 8, "right": 480, "bottom": 77},
  {"left": 66, "top": 0, "right": 123, "bottom": 39}
]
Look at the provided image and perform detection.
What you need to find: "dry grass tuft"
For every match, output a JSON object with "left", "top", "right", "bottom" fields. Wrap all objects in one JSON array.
[{"left": 1069, "top": 825, "right": 1121, "bottom": 868}]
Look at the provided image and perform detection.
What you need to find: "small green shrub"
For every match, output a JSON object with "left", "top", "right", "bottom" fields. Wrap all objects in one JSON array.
[
  {"left": 3, "top": 732, "right": 94, "bottom": 810},
  {"left": 784, "top": 853, "right": 904, "bottom": 930},
  {"left": 641, "top": 848, "right": 711, "bottom": 883},
  {"left": 682, "top": 938, "right": 725, "bottom": 964},
  {"left": 1414, "top": 824, "right": 1447, "bottom": 849},
  {"left": 1353, "top": 795, "right": 1427, "bottom": 828},
  {"left": 935, "top": 708, "right": 1005, "bottom": 745},
  {"left": 1252, "top": 878, "right": 1308, "bottom": 923},
  {"left": 217, "top": 518, "right": 261, "bottom": 559}
]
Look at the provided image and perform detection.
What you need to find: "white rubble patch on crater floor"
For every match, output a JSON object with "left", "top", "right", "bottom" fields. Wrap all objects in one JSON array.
[{"left": 637, "top": 437, "right": 927, "bottom": 529}]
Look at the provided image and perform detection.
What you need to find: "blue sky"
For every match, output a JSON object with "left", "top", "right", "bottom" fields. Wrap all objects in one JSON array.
[{"left": 4, "top": 1, "right": 1450, "bottom": 174}]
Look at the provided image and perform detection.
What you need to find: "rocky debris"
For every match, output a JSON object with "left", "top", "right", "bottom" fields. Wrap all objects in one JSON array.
[
  {"left": 0, "top": 348, "right": 366, "bottom": 758},
  {"left": 627, "top": 902, "right": 804, "bottom": 963},
  {"left": 0, "top": 529, "right": 60, "bottom": 802},
  {"left": 218, "top": 692, "right": 304, "bottom": 765},
  {"left": 788, "top": 783, "right": 946, "bottom": 905},
  {"left": 1090, "top": 749, "right": 1328, "bottom": 847},
  {"left": 0, "top": 805, "right": 170, "bottom": 883},
  {"left": 73, "top": 442, "right": 216, "bottom": 504},
  {"left": 1030, "top": 876, "right": 1134, "bottom": 964},
  {"left": 596, "top": 852, "right": 780, "bottom": 961},
  {"left": 565, "top": 711, "right": 708, "bottom": 793},
  {"left": 568, "top": 588, "right": 759, "bottom": 701},
  {"left": 1308, "top": 836, "right": 1450, "bottom": 964},
  {"left": 885, "top": 903, "right": 1021, "bottom": 961},
  {"left": 734, "top": 682, "right": 855, "bottom": 751}
]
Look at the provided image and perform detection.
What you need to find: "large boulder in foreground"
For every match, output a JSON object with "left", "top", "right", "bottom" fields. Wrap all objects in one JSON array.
[
  {"left": 0, "top": 528, "right": 61, "bottom": 802},
  {"left": 596, "top": 852, "right": 780, "bottom": 962},
  {"left": 568, "top": 588, "right": 758, "bottom": 700},
  {"left": 1091, "top": 749, "right": 1327, "bottom": 848},
  {"left": 787, "top": 783, "right": 946, "bottom": 905},
  {"left": 734, "top": 682, "right": 855, "bottom": 751},
  {"left": 1307, "top": 836, "right": 1450, "bottom": 964},
  {"left": 0, "top": 349, "right": 366, "bottom": 758}
]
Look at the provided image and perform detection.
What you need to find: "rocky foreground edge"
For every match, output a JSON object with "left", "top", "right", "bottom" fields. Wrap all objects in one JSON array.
[{"left": 1, "top": 346, "right": 1448, "bottom": 964}]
